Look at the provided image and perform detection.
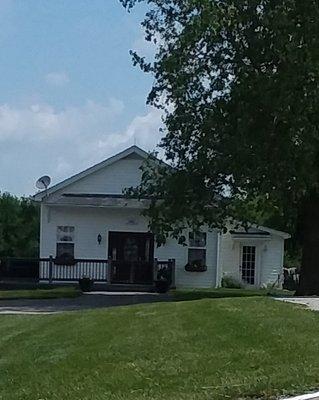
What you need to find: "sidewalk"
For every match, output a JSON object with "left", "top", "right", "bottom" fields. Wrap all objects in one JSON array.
[
  {"left": 275, "top": 297, "right": 319, "bottom": 311},
  {"left": 282, "top": 392, "right": 319, "bottom": 400}
]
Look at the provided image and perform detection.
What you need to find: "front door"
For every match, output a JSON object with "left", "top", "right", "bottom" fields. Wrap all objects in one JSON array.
[
  {"left": 241, "top": 245, "right": 257, "bottom": 285},
  {"left": 108, "top": 232, "right": 154, "bottom": 284}
]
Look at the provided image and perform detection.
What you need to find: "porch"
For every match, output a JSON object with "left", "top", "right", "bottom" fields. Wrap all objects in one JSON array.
[{"left": 39, "top": 257, "right": 176, "bottom": 289}]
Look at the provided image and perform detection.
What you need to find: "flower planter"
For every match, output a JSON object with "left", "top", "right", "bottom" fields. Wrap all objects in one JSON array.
[
  {"left": 154, "top": 279, "right": 170, "bottom": 293},
  {"left": 79, "top": 277, "right": 94, "bottom": 292},
  {"left": 185, "top": 264, "right": 207, "bottom": 272},
  {"left": 54, "top": 256, "right": 77, "bottom": 266}
]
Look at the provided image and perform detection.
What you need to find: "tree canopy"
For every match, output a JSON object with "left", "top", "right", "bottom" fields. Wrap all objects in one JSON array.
[
  {"left": 0, "top": 193, "right": 39, "bottom": 258},
  {"left": 121, "top": 0, "right": 319, "bottom": 293}
]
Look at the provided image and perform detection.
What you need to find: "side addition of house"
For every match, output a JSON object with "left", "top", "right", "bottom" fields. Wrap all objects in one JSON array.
[{"left": 33, "top": 145, "right": 290, "bottom": 289}]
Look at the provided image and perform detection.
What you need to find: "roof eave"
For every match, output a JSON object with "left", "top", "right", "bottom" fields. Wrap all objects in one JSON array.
[
  {"left": 32, "top": 145, "right": 151, "bottom": 201},
  {"left": 250, "top": 224, "right": 291, "bottom": 239}
]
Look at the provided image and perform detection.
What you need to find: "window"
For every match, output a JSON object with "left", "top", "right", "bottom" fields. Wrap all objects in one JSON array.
[
  {"left": 189, "top": 232, "right": 206, "bottom": 248},
  {"left": 56, "top": 226, "right": 74, "bottom": 260},
  {"left": 57, "top": 226, "right": 74, "bottom": 242},
  {"left": 241, "top": 245, "right": 256, "bottom": 285},
  {"left": 188, "top": 232, "right": 207, "bottom": 267},
  {"left": 56, "top": 243, "right": 74, "bottom": 259}
]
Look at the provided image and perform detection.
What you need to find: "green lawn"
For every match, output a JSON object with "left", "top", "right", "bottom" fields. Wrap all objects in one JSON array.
[
  {"left": 0, "top": 287, "right": 292, "bottom": 301},
  {"left": 0, "top": 297, "right": 318, "bottom": 399},
  {"left": 0, "top": 286, "right": 80, "bottom": 300},
  {"left": 173, "top": 287, "right": 293, "bottom": 301}
]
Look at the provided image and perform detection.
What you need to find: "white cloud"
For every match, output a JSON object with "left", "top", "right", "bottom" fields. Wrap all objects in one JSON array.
[
  {"left": 131, "top": 28, "right": 160, "bottom": 60},
  {"left": 96, "top": 108, "right": 163, "bottom": 155},
  {"left": 45, "top": 71, "right": 70, "bottom": 86},
  {"left": 0, "top": 99, "right": 124, "bottom": 143},
  {"left": 0, "top": 99, "right": 163, "bottom": 196},
  {"left": 132, "top": 36, "right": 155, "bottom": 58}
]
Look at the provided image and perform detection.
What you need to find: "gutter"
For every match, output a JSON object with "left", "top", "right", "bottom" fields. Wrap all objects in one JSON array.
[{"left": 215, "top": 232, "right": 222, "bottom": 288}]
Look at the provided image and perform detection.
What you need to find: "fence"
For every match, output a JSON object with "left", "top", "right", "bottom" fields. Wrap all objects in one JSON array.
[
  {"left": 0, "top": 258, "right": 39, "bottom": 280},
  {"left": 155, "top": 259, "right": 176, "bottom": 288},
  {"left": 283, "top": 267, "right": 300, "bottom": 291}
]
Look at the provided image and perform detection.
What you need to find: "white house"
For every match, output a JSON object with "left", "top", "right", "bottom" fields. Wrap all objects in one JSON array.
[{"left": 33, "top": 145, "right": 290, "bottom": 289}]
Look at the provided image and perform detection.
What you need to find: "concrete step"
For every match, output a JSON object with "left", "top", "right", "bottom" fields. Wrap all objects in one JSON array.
[{"left": 93, "top": 283, "right": 155, "bottom": 293}]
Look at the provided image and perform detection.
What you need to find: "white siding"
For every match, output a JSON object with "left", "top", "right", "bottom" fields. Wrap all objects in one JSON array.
[
  {"left": 40, "top": 206, "right": 217, "bottom": 288},
  {"left": 219, "top": 232, "right": 241, "bottom": 282},
  {"left": 156, "top": 229, "right": 217, "bottom": 288},
  {"left": 219, "top": 231, "right": 285, "bottom": 287},
  {"left": 48, "top": 156, "right": 143, "bottom": 202},
  {"left": 259, "top": 236, "right": 285, "bottom": 285}
]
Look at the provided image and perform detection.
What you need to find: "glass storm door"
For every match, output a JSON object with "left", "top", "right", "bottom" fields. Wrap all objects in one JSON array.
[
  {"left": 241, "top": 245, "right": 256, "bottom": 285},
  {"left": 108, "top": 232, "right": 154, "bottom": 284}
]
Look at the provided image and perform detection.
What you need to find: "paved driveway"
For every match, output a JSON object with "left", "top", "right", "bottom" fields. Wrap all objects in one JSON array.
[
  {"left": 0, "top": 292, "right": 172, "bottom": 314},
  {"left": 276, "top": 297, "right": 319, "bottom": 311}
]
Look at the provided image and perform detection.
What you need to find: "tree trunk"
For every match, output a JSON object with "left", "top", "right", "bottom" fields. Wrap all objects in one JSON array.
[{"left": 296, "top": 194, "right": 319, "bottom": 295}]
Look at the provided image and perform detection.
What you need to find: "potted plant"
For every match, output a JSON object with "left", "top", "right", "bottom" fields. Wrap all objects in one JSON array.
[
  {"left": 79, "top": 276, "right": 94, "bottom": 292},
  {"left": 154, "top": 267, "right": 171, "bottom": 293}
]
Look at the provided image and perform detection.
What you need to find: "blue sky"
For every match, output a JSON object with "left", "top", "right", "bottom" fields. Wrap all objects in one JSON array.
[{"left": 0, "top": 0, "right": 162, "bottom": 195}]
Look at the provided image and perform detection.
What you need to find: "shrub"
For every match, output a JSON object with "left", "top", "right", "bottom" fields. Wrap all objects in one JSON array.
[{"left": 221, "top": 275, "right": 243, "bottom": 289}]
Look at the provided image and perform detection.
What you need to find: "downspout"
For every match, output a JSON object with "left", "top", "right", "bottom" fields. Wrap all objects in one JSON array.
[{"left": 215, "top": 231, "right": 222, "bottom": 288}]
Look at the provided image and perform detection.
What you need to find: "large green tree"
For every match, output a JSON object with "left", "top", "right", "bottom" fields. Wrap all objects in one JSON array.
[
  {"left": 0, "top": 193, "right": 39, "bottom": 258},
  {"left": 121, "top": 0, "right": 319, "bottom": 294}
]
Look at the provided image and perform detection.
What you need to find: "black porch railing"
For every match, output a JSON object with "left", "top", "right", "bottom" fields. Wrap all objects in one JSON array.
[
  {"left": 1, "top": 257, "right": 176, "bottom": 287},
  {"left": 155, "top": 259, "right": 176, "bottom": 288},
  {"left": 40, "top": 258, "right": 108, "bottom": 282}
]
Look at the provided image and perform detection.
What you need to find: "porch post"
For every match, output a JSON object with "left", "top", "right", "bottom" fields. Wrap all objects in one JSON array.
[
  {"left": 129, "top": 262, "right": 135, "bottom": 284},
  {"left": 153, "top": 258, "right": 158, "bottom": 281},
  {"left": 170, "top": 259, "right": 176, "bottom": 288},
  {"left": 107, "top": 257, "right": 112, "bottom": 284},
  {"left": 215, "top": 232, "right": 222, "bottom": 288},
  {"left": 49, "top": 255, "right": 53, "bottom": 284}
]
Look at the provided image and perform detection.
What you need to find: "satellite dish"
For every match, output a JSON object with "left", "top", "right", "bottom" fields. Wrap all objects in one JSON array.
[{"left": 36, "top": 175, "right": 51, "bottom": 190}]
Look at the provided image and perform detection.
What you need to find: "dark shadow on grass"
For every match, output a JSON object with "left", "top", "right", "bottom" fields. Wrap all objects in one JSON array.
[{"left": 172, "top": 288, "right": 294, "bottom": 302}]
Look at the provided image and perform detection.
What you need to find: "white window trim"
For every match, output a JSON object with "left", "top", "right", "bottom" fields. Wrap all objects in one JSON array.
[
  {"left": 239, "top": 243, "right": 261, "bottom": 287},
  {"left": 188, "top": 232, "right": 207, "bottom": 265},
  {"left": 57, "top": 226, "right": 75, "bottom": 243},
  {"left": 188, "top": 232, "right": 207, "bottom": 248},
  {"left": 56, "top": 226, "right": 75, "bottom": 258}
]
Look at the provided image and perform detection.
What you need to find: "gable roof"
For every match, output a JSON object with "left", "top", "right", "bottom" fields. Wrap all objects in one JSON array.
[
  {"left": 251, "top": 224, "right": 291, "bottom": 239},
  {"left": 33, "top": 145, "right": 151, "bottom": 201},
  {"left": 32, "top": 145, "right": 290, "bottom": 239},
  {"left": 230, "top": 223, "right": 290, "bottom": 239}
]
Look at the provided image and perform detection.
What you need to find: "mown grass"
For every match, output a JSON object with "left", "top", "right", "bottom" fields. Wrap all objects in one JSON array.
[
  {"left": 172, "top": 287, "right": 293, "bottom": 301},
  {"left": 0, "top": 297, "right": 318, "bottom": 399},
  {"left": 0, "top": 286, "right": 80, "bottom": 300}
]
